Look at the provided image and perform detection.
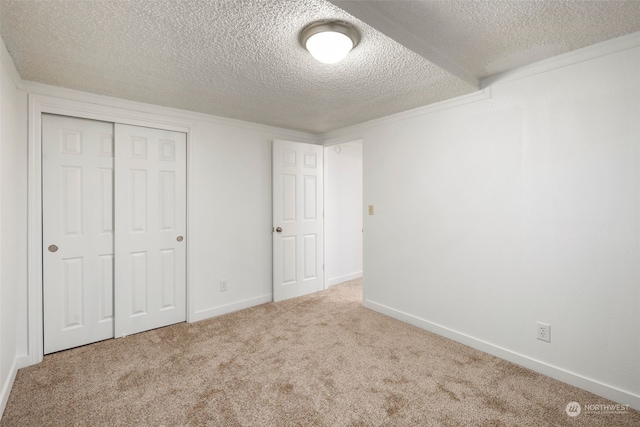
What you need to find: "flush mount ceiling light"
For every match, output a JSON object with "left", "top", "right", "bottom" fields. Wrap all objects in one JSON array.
[{"left": 300, "top": 21, "right": 360, "bottom": 64}]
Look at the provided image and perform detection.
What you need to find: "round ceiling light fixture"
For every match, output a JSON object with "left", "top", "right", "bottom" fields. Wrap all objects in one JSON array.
[{"left": 300, "top": 21, "right": 360, "bottom": 64}]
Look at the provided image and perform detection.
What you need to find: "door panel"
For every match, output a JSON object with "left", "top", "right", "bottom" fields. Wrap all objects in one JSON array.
[
  {"left": 273, "top": 140, "right": 324, "bottom": 302},
  {"left": 43, "top": 114, "right": 115, "bottom": 354},
  {"left": 114, "top": 124, "right": 187, "bottom": 337}
]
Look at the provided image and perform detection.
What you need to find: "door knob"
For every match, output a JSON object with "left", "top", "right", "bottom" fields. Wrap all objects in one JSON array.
[
  {"left": 48, "top": 244, "right": 58, "bottom": 253},
  {"left": 176, "top": 236, "right": 184, "bottom": 242},
  {"left": 275, "top": 227, "right": 283, "bottom": 233}
]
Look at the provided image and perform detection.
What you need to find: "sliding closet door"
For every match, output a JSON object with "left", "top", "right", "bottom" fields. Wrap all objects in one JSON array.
[
  {"left": 114, "top": 124, "right": 187, "bottom": 337},
  {"left": 42, "top": 114, "right": 115, "bottom": 354},
  {"left": 43, "top": 115, "right": 187, "bottom": 353}
]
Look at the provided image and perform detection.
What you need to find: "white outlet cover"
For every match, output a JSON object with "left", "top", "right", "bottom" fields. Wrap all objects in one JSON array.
[{"left": 537, "top": 322, "right": 551, "bottom": 342}]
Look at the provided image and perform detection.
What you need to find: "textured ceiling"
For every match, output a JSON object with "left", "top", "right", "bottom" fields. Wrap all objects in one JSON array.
[
  {"left": 332, "top": 0, "right": 640, "bottom": 78},
  {"left": 1, "top": 1, "right": 639, "bottom": 134},
  {"left": 0, "top": 0, "right": 473, "bottom": 134}
]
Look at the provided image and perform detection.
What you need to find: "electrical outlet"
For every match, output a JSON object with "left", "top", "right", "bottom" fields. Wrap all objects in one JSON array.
[
  {"left": 537, "top": 322, "right": 550, "bottom": 342},
  {"left": 368, "top": 205, "right": 374, "bottom": 215},
  {"left": 220, "top": 280, "right": 228, "bottom": 292}
]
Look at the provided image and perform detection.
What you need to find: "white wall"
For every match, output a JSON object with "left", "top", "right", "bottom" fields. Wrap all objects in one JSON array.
[
  {"left": 322, "top": 35, "right": 640, "bottom": 409},
  {"left": 188, "top": 120, "right": 286, "bottom": 320},
  {"left": 324, "top": 141, "right": 363, "bottom": 287},
  {"left": 0, "top": 39, "right": 28, "bottom": 415}
]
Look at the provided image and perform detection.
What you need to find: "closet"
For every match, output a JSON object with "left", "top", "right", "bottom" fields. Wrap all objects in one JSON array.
[{"left": 42, "top": 114, "right": 187, "bottom": 354}]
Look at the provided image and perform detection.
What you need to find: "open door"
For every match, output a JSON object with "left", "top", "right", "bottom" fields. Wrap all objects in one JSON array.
[{"left": 272, "top": 140, "right": 324, "bottom": 302}]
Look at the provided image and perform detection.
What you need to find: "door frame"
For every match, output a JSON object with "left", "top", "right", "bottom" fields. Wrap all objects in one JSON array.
[
  {"left": 27, "top": 94, "right": 192, "bottom": 365},
  {"left": 321, "top": 136, "right": 366, "bottom": 303},
  {"left": 322, "top": 140, "right": 364, "bottom": 290}
]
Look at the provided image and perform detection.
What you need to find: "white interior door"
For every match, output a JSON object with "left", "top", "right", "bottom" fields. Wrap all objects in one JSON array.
[
  {"left": 114, "top": 124, "right": 187, "bottom": 337},
  {"left": 43, "top": 114, "right": 115, "bottom": 354},
  {"left": 272, "top": 140, "right": 324, "bottom": 302}
]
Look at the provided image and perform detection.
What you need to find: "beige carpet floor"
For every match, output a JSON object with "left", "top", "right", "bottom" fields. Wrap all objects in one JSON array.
[{"left": 1, "top": 279, "right": 638, "bottom": 426}]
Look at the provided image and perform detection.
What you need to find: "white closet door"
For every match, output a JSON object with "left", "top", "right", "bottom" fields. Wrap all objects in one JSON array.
[
  {"left": 43, "top": 114, "right": 115, "bottom": 354},
  {"left": 114, "top": 124, "right": 187, "bottom": 337},
  {"left": 272, "top": 140, "right": 324, "bottom": 302}
]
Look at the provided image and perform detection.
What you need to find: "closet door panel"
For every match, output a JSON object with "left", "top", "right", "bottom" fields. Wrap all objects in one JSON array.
[
  {"left": 114, "top": 124, "right": 187, "bottom": 337},
  {"left": 42, "top": 114, "right": 115, "bottom": 354}
]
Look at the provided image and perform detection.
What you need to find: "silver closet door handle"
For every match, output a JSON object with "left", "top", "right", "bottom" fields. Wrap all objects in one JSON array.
[
  {"left": 275, "top": 227, "right": 283, "bottom": 233},
  {"left": 48, "top": 244, "right": 58, "bottom": 253},
  {"left": 176, "top": 236, "right": 184, "bottom": 242}
]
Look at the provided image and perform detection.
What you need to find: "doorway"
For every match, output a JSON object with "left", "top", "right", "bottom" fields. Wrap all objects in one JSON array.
[{"left": 323, "top": 141, "right": 363, "bottom": 287}]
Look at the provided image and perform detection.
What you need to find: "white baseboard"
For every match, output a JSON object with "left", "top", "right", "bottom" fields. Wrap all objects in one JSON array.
[
  {"left": 191, "top": 294, "right": 272, "bottom": 322},
  {"left": 364, "top": 298, "right": 640, "bottom": 411},
  {"left": 0, "top": 356, "right": 21, "bottom": 418},
  {"left": 326, "top": 272, "right": 363, "bottom": 288},
  {"left": 16, "top": 355, "right": 31, "bottom": 370}
]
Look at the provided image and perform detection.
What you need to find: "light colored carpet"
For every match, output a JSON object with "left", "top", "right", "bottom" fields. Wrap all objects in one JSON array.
[{"left": 1, "top": 279, "right": 638, "bottom": 426}]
